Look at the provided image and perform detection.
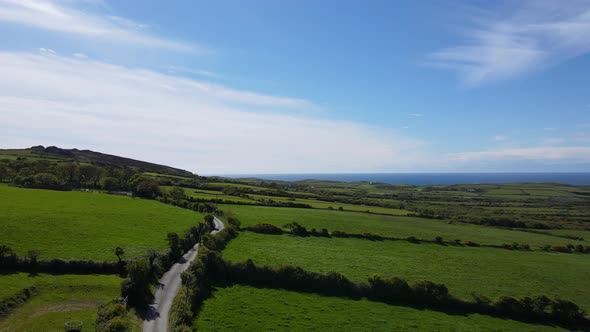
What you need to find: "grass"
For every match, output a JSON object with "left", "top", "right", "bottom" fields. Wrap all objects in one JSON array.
[
  {"left": 220, "top": 204, "right": 589, "bottom": 246},
  {"left": 223, "top": 232, "right": 590, "bottom": 310},
  {"left": 0, "top": 273, "right": 138, "bottom": 331},
  {"left": 195, "top": 285, "right": 566, "bottom": 331},
  {"left": 0, "top": 184, "right": 205, "bottom": 261},
  {"left": 247, "top": 194, "right": 409, "bottom": 215}
]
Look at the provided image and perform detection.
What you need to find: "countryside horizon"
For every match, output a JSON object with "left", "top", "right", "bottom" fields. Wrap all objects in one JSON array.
[{"left": 1, "top": 1, "right": 590, "bottom": 332}]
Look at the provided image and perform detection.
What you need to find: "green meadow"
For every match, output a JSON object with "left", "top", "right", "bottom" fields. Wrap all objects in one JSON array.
[
  {"left": 0, "top": 273, "right": 134, "bottom": 331},
  {"left": 223, "top": 232, "right": 590, "bottom": 310},
  {"left": 221, "top": 204, "right": 589, "bottom": 246},
  {"left": 0, "top": 184, "right": 204, "bottom": 261},
  {"left": 195, "top": 285, "right": 566, "bottom": 332}
]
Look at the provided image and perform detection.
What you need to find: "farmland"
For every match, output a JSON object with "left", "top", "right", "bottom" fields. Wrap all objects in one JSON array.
[
  {"left": 0, "top": 273, "right": 130, "bottom": 331},
  {"left": 195, "top": 285, "right": 566, "bottom": 331},
  {"left": 220, "top": 205, "right": 589, "bottom": 247},
  {"left": 222, "top": 232, "right": 590, "bottom": 310},
  {"left": 2, "top": 147, "right": 590, "bottom": 331},
  {"left": 0, "top": 184, "right": 204, "bottom": 261}
]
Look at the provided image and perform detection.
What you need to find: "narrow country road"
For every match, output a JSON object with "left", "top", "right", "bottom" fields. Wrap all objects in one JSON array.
[{"left": 143, "top": 216, "right": 225, "bottom": 332}]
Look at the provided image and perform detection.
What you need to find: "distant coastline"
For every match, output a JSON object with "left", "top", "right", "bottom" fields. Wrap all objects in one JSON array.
[{"left": 216, "top": 173, "right": 590, "bottom": 186}]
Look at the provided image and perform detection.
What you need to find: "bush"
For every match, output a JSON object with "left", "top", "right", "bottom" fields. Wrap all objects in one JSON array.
[
  {"left": 406, "top": 236, "right": 419, "bottom": 243},
  {"left": 412, "top": 280, "right": 449, "bottom": 304},
  {"left": 227, "top": 216, "right": 241, "bottom": 228},
  {"left": 102, "top": 317, "right": 132, "bottom": 332},
  {"left": 169, "top": 288, "right": 193, "bottom": 330},
  {"left": 363, "top": 233, "right": 383, "bottom": 241},
  {"left": 464, "top": 240, "right": 480, "bottom": 247},
  {"left": 551, "top": 246, "right": 572, "bottom": 253},
  {"left": 96, "top": 299, "right": 130, "bottom": 332},
  {"left": 0, "top": 287, "right": 37, "bottom": 316},
  {"left": 435, "top": 236, "right": 443, "bottom": 244},
  {"left": 368, "top": 274, "right": 411, "bottom": 302},
  {"left": 284, "top": 222, "right": 309, "bottom": 236},
  {"left": 245, "top": 223, "right": 283, "bottom": 235}
]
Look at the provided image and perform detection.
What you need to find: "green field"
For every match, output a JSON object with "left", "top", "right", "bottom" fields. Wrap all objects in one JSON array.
[
  {"left": 221, "top": 205, "right": 589, "bottom": 246},
  {"left": 0, "top": 273, "right": 131, "bottom": 331},
  {"left": 223, "top": 232, "right": 590, "bottom": 310},
  {"left": 167, "top": 184, "right": 410, "bottom": 215},
  {"left": 195, "top": 285, "right": 566, "bottom": 331},
  {"left": 0, "top": 184, "right": 204, "bottom": 261}
]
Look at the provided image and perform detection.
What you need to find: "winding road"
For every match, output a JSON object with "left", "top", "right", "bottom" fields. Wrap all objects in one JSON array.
[{"left": 143, "top": 216, "right": 225, "bottom": 332}]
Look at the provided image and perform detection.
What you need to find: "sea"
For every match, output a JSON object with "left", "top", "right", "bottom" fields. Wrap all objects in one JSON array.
[{"left": 219, "top": 173, "right": 590, "bottom": 186}]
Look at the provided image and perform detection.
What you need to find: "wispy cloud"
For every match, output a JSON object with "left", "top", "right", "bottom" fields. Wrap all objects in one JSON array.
[
  {"left": 450, "top": 146, "right": 590, "bottom": 163},
  {"left": 0, "top": 0, "right": 200, "bottom": 52},
  {"left": 493, "top": 135, "right": 508, "bottom": 141},
  {"left": 0, "top": 51, "right": 426, "bottom": 173},
  {"left": 427, "top": 0, "right": 590, "bottom": 84}
]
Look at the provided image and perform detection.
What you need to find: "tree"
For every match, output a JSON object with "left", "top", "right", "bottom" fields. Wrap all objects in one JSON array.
[
  {"left": 27, "top": 249, "right": 41, "bottom": 274},
  {"left": 56, "top": 163, "right": 80, "bottom": 185},
  {"left": 204, "top": 214, "right": 215, "bottom": 229},
  {"left": 79, "top": 164, "right": 102, "bottom": 188},
  {"left": 27, "top": 249, "right": 40, "bottom": 263},
  {"left": 133, "top": 178, "right": 161, "bottom": 198},
  {"left": 121, "top": 257, "right": 152, "bottom": 306},
  {"left": 102, "top": 177, "right": 120, "bottom": 191},
  {"left": 33, "top": 173, "right": 59, "bottom": 187},
  {"left": 0, "top": 164, "right": 6, "bottom": 182},
  {"left": 167, "top": 232, "right": 181, "bottom": 258},
  {"left": 169, "top": 186, "right": 186, "bottom": 201},
  {"left": 115, "top": 247, "right": 124, "bottom": 262}
]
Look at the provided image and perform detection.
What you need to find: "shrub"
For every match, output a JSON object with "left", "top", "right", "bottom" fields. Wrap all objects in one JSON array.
[
  {"left": 434, "top": 236, "right": 443, "bottom": 244},
  {"left": 102, "top": 316, "right": 132, "bottom": 332},
  {"left": 368, "top": 274, "right": 412, "bottom": 302},
  {"left": 331, "top": 230, "right": 349, "bottom": 238},
  {"left": 227, "top": 216, "right": 241, "bottom": 228},
  {"left": 412, "top": 280, "right": 449, "bottom": 304},
  {"left": 96, "top": 299, "right": 129, "bottom": 332},
  {"left": 464, "top": 240, "right": 480, "bottom": 247},
  {"left": 169, "top": 288, "right": 193, "bottom": 330},
  {"left": 0, "top": 287, "right": 37, "bottom": 317},
  {"left": 283, "top": 222, "right": 309, "bottom": 236},
  {"left": 245, "top": 223, "right": 283, "bottom": 235},
  {"left": 363, "top": 233, "right": 383, "bottom": 241},
  {"left": 406, "top": 236, "right": 419, "bottom": 243},
  {"left": 551, "top": 245, "right": 572, "bottom": 253}
]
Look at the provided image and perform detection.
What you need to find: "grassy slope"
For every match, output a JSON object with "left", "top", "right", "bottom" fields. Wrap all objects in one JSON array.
[
  {"left": 221, "top": 205, "right": 589, "bottom": 246},
  {"left": 195, "top": 285, "right": 565, "bottom": 332},
  {"left": 223, "top": 233, "right": 590, "bottom": 310},
  {"left": 0, "top": 184, "right": 204, "bottom": 261},
  {"left": 0, "top": 273, "right": 130, "bottom": 331}
]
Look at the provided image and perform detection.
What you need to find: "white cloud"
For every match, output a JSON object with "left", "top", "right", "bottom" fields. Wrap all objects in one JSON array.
[
  {"left": 450, "top": 146, "right": 590, "bottom": 163},
  {"left": 493, "top": 135, "right": 508, "bottom": 141},
  {"left": 542, "top": 137, "right": 565, "bottom": 144},
  {"left": 0, "top": 52, "right": 427, "bottom": 174},
  {"left": 409, "top": 113, "right": 423, "bottom": 117},
  {"left": 428, "top": 0, "right": 590, "bottom": 84},
  {"left": 0, "top": 0, "right": 199, "bottom": 52}
]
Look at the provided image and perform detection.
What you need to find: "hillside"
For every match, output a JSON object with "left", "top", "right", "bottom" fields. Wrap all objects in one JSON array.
[{"left": 0, "top": 145, "right": 193, "bottom": 177}]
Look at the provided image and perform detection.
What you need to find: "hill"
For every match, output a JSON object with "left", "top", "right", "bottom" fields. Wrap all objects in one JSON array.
[{"left": 0, "top": 145, "right": 193, "bottom": 177}]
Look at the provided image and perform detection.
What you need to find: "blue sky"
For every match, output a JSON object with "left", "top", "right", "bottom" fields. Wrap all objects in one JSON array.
[{"left": 0, "top": 0, "right": 589, "bottom": 173}]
